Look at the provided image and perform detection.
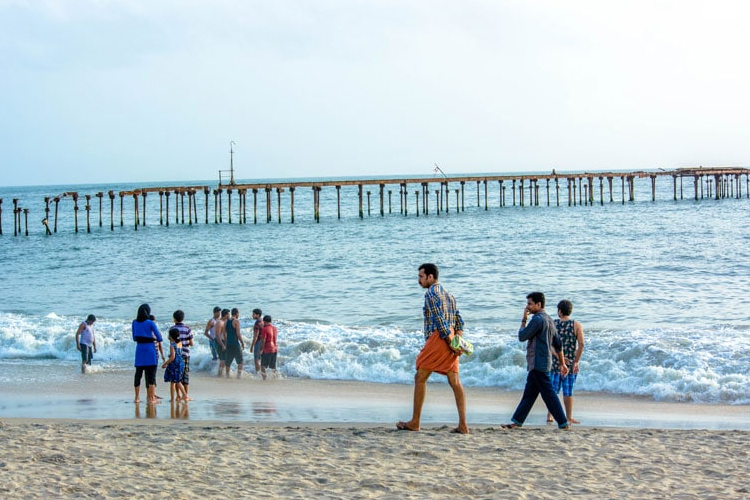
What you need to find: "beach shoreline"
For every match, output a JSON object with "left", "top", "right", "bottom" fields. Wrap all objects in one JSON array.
[{"left": 1, "top": 364, "right": 748, "bottom": 430}]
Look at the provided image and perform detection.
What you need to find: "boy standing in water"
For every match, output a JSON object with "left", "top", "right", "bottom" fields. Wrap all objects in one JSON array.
[
  {"left": 203, "top": 306, "right": 221, "bottom": 361},
  {"left": 224, "top": 308, "right": 245, "bottom": 378},
  {"left": 547, "top": 299, "right": 585, "bottom": 424},
  {"left": 75, "top": 314, "right": 97, "bottom": 374},
  {"left": 259, "top": 315, "right": 278, "bottom": 380},
  {"left": 250, "top": 308, "right": 264, "bottom": 375},
  {"left": 172, "top": 310, "right": 194, "bottom": 400}
]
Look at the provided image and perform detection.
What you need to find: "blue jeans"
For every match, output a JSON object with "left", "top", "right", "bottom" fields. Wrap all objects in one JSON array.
[{"left": 511, "top": 370, "right": 569, "bottom": 428}]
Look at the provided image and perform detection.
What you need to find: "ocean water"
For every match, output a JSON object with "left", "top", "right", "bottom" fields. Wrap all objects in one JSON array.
[{"left": 1, "top": 174, "right": 749, "bottom": 405}]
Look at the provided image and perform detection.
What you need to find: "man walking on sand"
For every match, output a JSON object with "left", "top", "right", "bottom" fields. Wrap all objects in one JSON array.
[
  {"left": 397, "top": 263, "right": 469, "bottom": 434},
  {"left": 502, "top": 292, "right": 570, "bottom": 430}
]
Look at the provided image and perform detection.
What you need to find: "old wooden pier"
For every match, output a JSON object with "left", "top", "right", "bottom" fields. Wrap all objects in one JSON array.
[{"left": 2, "top": 167, "right": 748, "bottom": 236}]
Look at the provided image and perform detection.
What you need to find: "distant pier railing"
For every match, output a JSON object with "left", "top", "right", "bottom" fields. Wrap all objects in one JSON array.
[{"left": 3, "top": 167, "right": 749, "bottom": 235}]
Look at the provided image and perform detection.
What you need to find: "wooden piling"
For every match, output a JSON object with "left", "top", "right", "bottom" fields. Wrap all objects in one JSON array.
[
  {"left": 85, "top": 195, "right": 91, "bottom": 233},
  {"left": 165, "top": 192, "right": 170, "bottom": 227},
  {"left": 290, "top": 187, "right": 296, "bottom": 223},
  {"left": 24, "top": 208, "right": 29, "bottom": 236},
  {"left": 97, "top": 192, "right": 103, "bottom": 227},
  {"left": 277, "top": 188, "right": 282, "bottom": 223}
]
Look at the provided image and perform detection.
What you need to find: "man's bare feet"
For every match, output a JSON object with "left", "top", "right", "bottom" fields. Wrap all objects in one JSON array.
[
  {"left": 450, "top": 426, "right": 470, "bottom": 434},
  {"left": 396, "top": 421, "right": 420, "bottom": 431},
  {"left": 569, "top": 418, "right": 581, "bottom": 424}
]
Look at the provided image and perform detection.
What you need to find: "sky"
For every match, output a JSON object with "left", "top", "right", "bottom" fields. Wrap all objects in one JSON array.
[{"left": 1, "top": 0, "right": 749, "bottom": 187}]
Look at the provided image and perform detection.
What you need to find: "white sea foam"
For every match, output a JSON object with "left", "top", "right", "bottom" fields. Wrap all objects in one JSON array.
[{"left": 2, "top": 312, "right": 749, "bottom": 404}]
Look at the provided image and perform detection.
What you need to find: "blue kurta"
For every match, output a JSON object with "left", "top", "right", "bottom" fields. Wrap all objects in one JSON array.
[{"left": 132, "top": 319, "right": 162, "bottom": 367}]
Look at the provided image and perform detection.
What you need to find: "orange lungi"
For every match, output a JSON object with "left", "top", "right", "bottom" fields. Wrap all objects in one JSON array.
[{"left": 416, "top": 331, "right": 459, "bottom": 375}]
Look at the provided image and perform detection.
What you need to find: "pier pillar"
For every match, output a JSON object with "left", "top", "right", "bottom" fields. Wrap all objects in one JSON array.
[
  {"left": 96, "top": 192, "right": 103, "bottom": 227},
  {"left": 423, "top": 183, "right": 429, "bottom": 215},
  {"left": 555, "top": 178, "right": 560, "bottom": 206},
  {"left": 358, "top": 185, "right": 364, "bottom": 219},
  {"left": 158, "top": 191, "right": 164, "bottom": 225},
  {"left": 414, "top": 190, "right": 420, "bottom": 217},
  {"left": 388, "top": 189, "right": 392, "bottom": 214},
  {"left": 227, "top": 189, "right": 232, "bottom": 224},
  {"left": 179, "top": 190, "right": 185, "bottom": 224},
  {"left": 672, "top": 176, "right": 678, "bottom": 201},
  {"left": 165, "top": 192, "right": 170, "bottom": 227},
  {"left": 588, "top": 177, "right": 594, "bottom": 205},
  {"left": 455, "top": 189, "right": 460, "bottom": 213},
  {"left": 546, "top": 179, "right": 551, "bottom": 206},
  {"left": 119, "top": 193, "right": 124, "bottom": 227},
  {"left": 85, "top": 195, "right": 91, "bottom": 233},
  {"left": 693, "top": 176, "right": 699, "bottom": 200},
  {"left": 498, "top": 181, "right": 504, "bottom": 207},
  {"left": 0, "top": 199, "right": 3, "bottom": 235},
  {"left": 336, "top": 185, "right": 341, "bottom": 220},
  {"left": 266, "top": 187, "right": 272, "bottom": 223},
  {"left": 460, "top": 181, "right": 465, "bottom": 211},
  {"left": 512, "top": 180, "right": 517, "bottom": 206},
  {"left": 599, "top": 177, "right": 604, "bottom": 205},
  {"left": 476, "top": 181, "right": 480, "bottom": 207},
  {"left": 290, "top": 187, "right": 296, "bottom": 224},
  {"left": 380, "top": 184, "right": 385, "bottom": 217},
  {"left": 188, "top": 191, "right": 193, "bottom": 225},
  {"left": 651, "top": 175, "right": 657, "bottom": 202},
  {"left": 193, "top": 190, "right": 199, "bottom": 224},
  {"left": 367, "top": 190, "right": 372, "bottom": 216},
  {"left": 12, "top": 199, "right": 18, "bottom": 236},
  {"left": 252, "top": 189, "right": 258, "bottom": 224},
  {"left": 23, "top": 208, "right": 29, "bottom": 236},
  {"left": 218, "top": 189, "right": 223, "bottom": 223},
  {"left": 204, "top": 188, "right": 210, "bottom": 224},
  {"left": 277, "top": 188, "right": 282, "bottom": 223},
  {"left": 141, "top": 192, "right": 147, "bottom": 226},
  {"left": 403, "top": 187, "right": 408, "bottom": 216},
  {"left": 132, "top": 194, "right": 138, "bottom": 231},
  {"left": 571, "top": 179, "right": 577, "bottom": 206},
  {"left": 213, "top": 190, "right": 218, "bottom": 223},
  {"left": 608, "top": 177, "right": 614, "bottom": 203},
  {"left": 484, "top": 180, "right": 488, "bottom": 210},
  {"left": 434, "top": 190, "right": 440, "bottom": 216},
  {"left": 72, "top": 193, "right": 79, "bottom": 233}
]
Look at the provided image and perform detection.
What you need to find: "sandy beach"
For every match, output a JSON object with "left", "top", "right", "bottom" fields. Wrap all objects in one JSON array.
[
  {"left": 1, "top": 419, "right": 748, "bottom": 499},
  {"left": 0, "top": 368, "right": 749, "bottom": 499}
]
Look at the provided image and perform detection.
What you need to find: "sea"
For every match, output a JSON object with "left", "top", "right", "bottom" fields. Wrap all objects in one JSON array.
[{"left": 1, "top": 172, "right": 749, "bottom": 410}]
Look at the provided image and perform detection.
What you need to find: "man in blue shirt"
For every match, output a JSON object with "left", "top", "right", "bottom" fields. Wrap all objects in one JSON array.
[{"left": 503, "top": 292, "right": 570, "bottom": 430}]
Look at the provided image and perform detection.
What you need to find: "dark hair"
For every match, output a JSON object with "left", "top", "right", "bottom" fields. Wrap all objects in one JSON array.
[
  {"left": 253, "top": 308, "right": 262, "bottom": 315},
  {"left": 173, "top": 309, "right": 185, "bottom": 322},
  {"left": 557, "top": 299, "right": 573, "bottom": 316},
  {"left": 86, "top": 314, "right": 96, "bottom": 323},
  {"left": 263, "top": 315, "right": 272, "bottom": 323},
  {"left": 168, "top": 327, "right": 181, "bottom": 342},
  {"left": 221, "top": 308, "right": 230, "bottom": 317},
  {"left": 231, "top": 307, "right": 239, "bottom": 316},
  {"left": 419, "top": 263, "right": 439, "bottom": 280},
  {"left": 213, "top": 306, "right": 221, "bottom": 313},
  {"left": 136, "top": 303, "right": 151, "bottom": 323},
  {"left": 527, "top": 292, "right": 546, "bottom": 308}
]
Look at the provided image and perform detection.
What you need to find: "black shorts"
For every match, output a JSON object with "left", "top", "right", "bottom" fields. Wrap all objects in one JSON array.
[
  {"left": 225, "top": 344, "right": 243, "bottom": 367},
  {"left": 261, "top": 352, "right": 277, "bottom": 370}
]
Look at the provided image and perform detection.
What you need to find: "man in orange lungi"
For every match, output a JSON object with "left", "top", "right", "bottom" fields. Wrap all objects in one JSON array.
[{"left": 397, "top": 263, "right": 469, "bottom": 434}]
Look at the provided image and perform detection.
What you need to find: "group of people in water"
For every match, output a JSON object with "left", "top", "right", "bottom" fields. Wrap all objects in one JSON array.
[{"left": 75, "top": 304, "right": 280, "bottom": 405}]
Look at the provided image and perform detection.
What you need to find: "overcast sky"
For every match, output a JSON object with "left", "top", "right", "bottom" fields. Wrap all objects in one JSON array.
[{"left": 1, "top": 0, "right": 748, "bottom": 187}]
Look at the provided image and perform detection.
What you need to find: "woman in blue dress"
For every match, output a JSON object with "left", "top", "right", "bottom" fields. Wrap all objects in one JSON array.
[{"left": 132, "top": 303, "right": 164, "bottom": 404}]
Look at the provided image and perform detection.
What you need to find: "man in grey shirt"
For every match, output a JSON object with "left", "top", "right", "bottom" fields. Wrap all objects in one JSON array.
[{"left": 502, "top": 292, "right": 570, "bottom": 430}]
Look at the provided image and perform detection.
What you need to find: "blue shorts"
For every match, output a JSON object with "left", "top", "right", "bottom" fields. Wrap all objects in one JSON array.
[
  {"left": 80, "top": 344, "right": 93, "bottom": 365},
  {"left": 550, "top": 372, "right": 577, "bottom": 397},
  {"left": 254, "top": 340, "right": 263, "bottom": 361}
]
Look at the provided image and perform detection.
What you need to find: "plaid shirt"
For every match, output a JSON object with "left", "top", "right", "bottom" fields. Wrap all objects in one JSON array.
[{"left": 423, "top": 283, "right": 464, "bottom": 339}]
